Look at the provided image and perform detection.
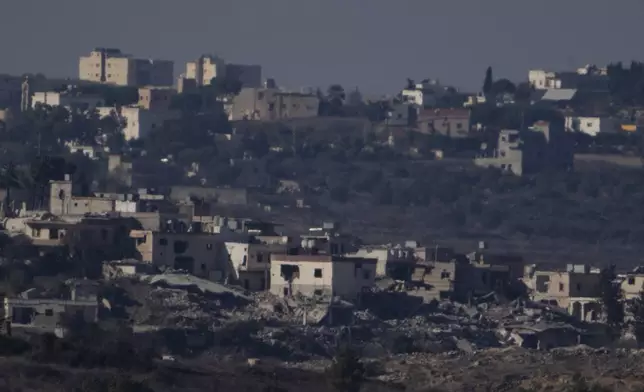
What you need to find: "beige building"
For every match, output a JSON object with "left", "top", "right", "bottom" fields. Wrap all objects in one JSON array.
[
  {"left": 32, "top": 90, "right": 104, "bottom": 111},
  {"left": 79, "top": 48, "right": 173, "bottom": 87},
  {"left": 523, "top": 264, "right": 601, "bottom": 321},
  {"left": 349, "top": 246, "right": 416, "bottom": 279},
  {"left": 230, "top": 87, "right": 319, "bottom": 121},
  {"left": 417, "top": 108, "right": 471, "bottom": 138},
  {"left": 185, "top": 55, "right": 227, "bottom": 86},
  {"left": 137, "top": 86, "right": 176, "bottom": 111},
  {"left": 130, "top": 230, "right": 228, "bottom": 280},
  {"left": 97, "top": 106, "right": 175, "bottom": 140},
  {"left": 224, "top": 241, "right": 284, "bottom": 291},
  {"left": 621, "top": 272, "right": 644, "bottom": 300},
  {"left": 270, "top": 254, "right": 376, "bottom": 300}
]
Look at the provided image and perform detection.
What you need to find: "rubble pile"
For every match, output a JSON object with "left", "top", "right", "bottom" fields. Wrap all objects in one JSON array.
[{"left": 118, "top": 272, "right": 607, "bottom": 361}]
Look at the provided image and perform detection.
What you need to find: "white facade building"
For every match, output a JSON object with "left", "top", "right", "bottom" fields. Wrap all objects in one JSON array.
[
  {"left": 32, "top": 91, "right": 104, "bottom": 111},
  {"left": 565, "top": 116, "right": 617, "bottom": 137}
]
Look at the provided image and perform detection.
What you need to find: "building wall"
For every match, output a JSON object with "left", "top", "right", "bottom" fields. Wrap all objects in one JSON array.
[
  {"left": 417, "top": 109, "right": 471, "bottom": 137},
  {"left": 565, "top": 116, "right": 617, "bottom": 137},
  {"left": 529, "top": 271, "right": 601, "bottom": 309},
  {"left": 68, "top": 197, "right": 114, "bottom": 215},
  {"left": 5, "top": 298, "right": 98, "bottom": 328},
  {"left": 186, "top": 56, "right": 226, "bottom": 86},
  {"left": 401, "top": 89, "right": 424, "bottom": 106},
  {"left": 270, "top": 259, "right": 334, "bottom": 297},
  {"left": 138, "top": 87, "right": 176, "bottom": 111},
  {"left": 79, "top": 49, "right": 173, "bottom": 87},
  {"left": 622, "top": 274, "right": 644, "bottom": 300},
  {"left": 131, "top": 230, "right": 226, "bottom": 280},
  {"left": 331, "top": 260, "right": 376, "bottom": 299},
  {"left": 32, "top": 91, "right": 104, "bottom": 111},
  {"left": 230, "top": 88, "right": 318, "bottom": 121}
]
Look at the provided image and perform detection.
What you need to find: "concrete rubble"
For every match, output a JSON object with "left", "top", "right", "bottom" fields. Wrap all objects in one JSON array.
[{"left": 108, "top": 271, "right": 611, "bottom": 361}]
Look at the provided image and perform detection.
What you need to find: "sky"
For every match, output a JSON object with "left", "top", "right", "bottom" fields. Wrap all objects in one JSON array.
[{"left": 1, "top": 0, "right": 643, "bottom": 95}]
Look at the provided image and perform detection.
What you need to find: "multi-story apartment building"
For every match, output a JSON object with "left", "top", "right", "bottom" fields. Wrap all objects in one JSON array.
[
  {"left": 79, "top": 48, "right": 173, "bottom": 87},
  {"left": 185, "top": 55, "right": 227, "bottom": 86},
  {"left": 183, "top": 55, "right": 263, "bottom": 88},
  {"left": 32, "top": 90, "right": 104, "bottom": 111}
]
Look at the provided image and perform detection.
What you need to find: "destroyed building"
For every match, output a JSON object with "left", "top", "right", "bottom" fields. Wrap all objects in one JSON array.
[{"left": 523, "top": 264, "right": 601, "bottom": 321}]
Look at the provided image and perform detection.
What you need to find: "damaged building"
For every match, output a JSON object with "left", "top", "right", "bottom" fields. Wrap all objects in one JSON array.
[{"left": 270, "top": 254, "right": 376, "bottom": 301}]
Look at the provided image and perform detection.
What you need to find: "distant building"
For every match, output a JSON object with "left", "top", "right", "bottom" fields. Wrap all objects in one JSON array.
[
  {"left": 529, "top": 66, "right": 608, "bottom": 91},
  {"left": 185, "top": 55, "right": 227, "bottom": 86},
  {"left": 270, "top": 254, "right": 376, "bottom": 300},
  {"left": 523, "top": 264, "right": 601, "bottom": 321},
  {"left": 401, "top": 79, "right": 456, "bottom": 108},
  {"left": 349, "top": 245, "right": 416, "bottom": 280},
  {"left": 564, "top": 115, "right": 617, "bottom": 136},
  {"left": 474, "top": 120, "right": 574, "bottom": 176},
  {"left": 79, "top": 48, "right": 174, "bottom": 87},
  {"left": 32, "top": 90, "right": 104, "bottom": 111},
  {"left": 130, "top": 229, "right": 230, "bottom": 280},
  {"left": 97, "top": 106, "right": 176, "bottom": 140},
  {"left": 416, "top": 108, "right": 471, "bottom": 138},
  {"left": 137, "top": 86, "right": 176, "bottom": 111},
  {"left": 224, "top": 240, "right": 286, "bottom": 291},
  {"left": 230, "top": 87, "right": 319, "bottom": 121}
]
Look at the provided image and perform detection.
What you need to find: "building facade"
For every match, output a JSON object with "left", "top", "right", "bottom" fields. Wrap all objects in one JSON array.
[
  {"left": 137, "top": 86, "right": 176, "bottom": 111},
  {"left": 79, "top": 48, "right": 173, "bottom": 87},
  {"left": 185, "top": 55, "right": 227, "bottom": 86},
  {"left": 270, "top": 254, "right": 376, "bottom": 300},
  {"left": 230, "top": 87, "right": 319, "bottom": 121},
  {"left": 417, "top": 108, "right": 471, "bottom": 137},
  {"left": 564, "top": 116, "right": 617, "bottom": 137},
  {"left": 32, "top": 91, "right": 104, "bottom": 111}
]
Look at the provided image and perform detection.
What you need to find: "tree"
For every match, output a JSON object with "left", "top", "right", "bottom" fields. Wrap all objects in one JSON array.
[
  {"left": 483, "top": 66, "right": 493, "bottom": 95},
  {"left": 600, "top": 265, "right": 624, "bottom": 328},
  {"left": 327, "top": 345, "right": 365, "bottom": 392},
  {"left": 490, "top": 79, "right": 516, "bottom": 96}
]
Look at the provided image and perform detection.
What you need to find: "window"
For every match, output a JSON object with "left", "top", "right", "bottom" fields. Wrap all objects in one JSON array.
[
  {"left": 159, "top": 238, "right": 168, "bottom": 246},
  {"left": 500, "top": 164, "right": 506, "bottom": 169},
  {"left": 206, "top": 243, "right": 213, "bottom": 250},
  {"left": 629, "top": 277, "right": 636, "bottom": 285},
  {"left": 576, "top": 283, "right": 581, "bottom": 291},
  {"left": 440, "top": 270, "right": 450, "bottom": 279},
  {"left": 258, "top": 92, "right": 264, "bottom": 100},
  {"left": 314, "top": 268, "right": 323, "bottom": 278},
  {"left": 201, "top": 263, "right": 206, "bottom": 271},
  {"left": 44, "top": 309, "right": 53, "bottom": 317},
  {"left": 559, "top": 283, "right": 564, "bottom": 292},
  {"left": 586, "top": 122, "right": 593, "bottom": 127},
  {"left": 507, "top": 164, "right": 512, "bottom": 171},
  {"left": 314, "top": 289, "right": 323, "bottom": 296},
  {"left": 363, "top": 270, "right": 370, "bottom": 279},
  {"left": 242, "top": 255, "right": 247, "bottom": 266},
  {"left": 257, "top": 253, "right": 264, "bottom": 263},
  {"left": 456, "top": 123, "right": 462, "bottom": 129}
]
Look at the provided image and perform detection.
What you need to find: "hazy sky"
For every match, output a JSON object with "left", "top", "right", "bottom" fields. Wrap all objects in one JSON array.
[{"left": 2, "top": 0, "right": 643, "bottom": 94}]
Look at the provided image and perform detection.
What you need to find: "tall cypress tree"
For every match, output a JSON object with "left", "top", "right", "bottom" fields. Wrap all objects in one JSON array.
[{"left": 483, "top": 66, "right": 493, "bottom": 95}]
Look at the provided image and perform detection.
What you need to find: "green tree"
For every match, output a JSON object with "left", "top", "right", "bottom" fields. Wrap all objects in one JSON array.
[
  {"left": 327, "top": 345, "right": 365, "bottom": 392},
  {"left": 483, "top": 66, "right": 493, "bottom": 95},
  {"left": 600, "top": 265, "right": 624, "bottom": 328}
]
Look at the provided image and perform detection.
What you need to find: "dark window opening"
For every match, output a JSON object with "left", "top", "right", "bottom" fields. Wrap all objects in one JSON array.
[
  {"left": 173, "top": 240, "right": 188, "bottom": 254},
  {"left": 159, "top": 238, "right": 168, "bottom": 246},
  {"left": 314, "top": 268, "right": 322, "bottom": 278}
]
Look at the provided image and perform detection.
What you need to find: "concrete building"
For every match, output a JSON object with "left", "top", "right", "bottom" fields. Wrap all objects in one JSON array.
[
  {"left": 97, "top": 106, "right": 174, "bottom": 140},
  {"left": 137, "top": 86, "right": 176, "bottom": 111},
  {"left": 523, "top": 264, "right": 601, "bottom": 321},
  {"left": 130, "top": 230, "right": 229, "bottom": 280},
  {"left": 224, "top": 240, "right": 286, "bottom": 291},
  {"left": 416, "top": 108, "right": 471, "bottom": 137},
  {"left": 0, "top": 74, "right": 24, "bottom": 109},
  {"left": 529, "top": 66, "right": 608, "bottom": 91},
  {"left": 415, "top": 258, "right": 511, "bottom": 302},
  {"left": 32, "top": 90, "right": 104, "bottom": 111},
  {"left": 349, "top": 245, "right": 416, "bottom": 280},
  {"left": 185, "top": 55, "right": 227, "bottom": 86},
  {"left": 270, "top": 254, "right": 376, "bottom": 300},
  {"left": 5, "top": 296, "right": 98, "bottom": 335},
  {"left": 564, "top": 116, "right": 617, "bottom": 137},
  {"left": 400, "top": 79, "right": 455, "bottom": 108},
  {"left": 621, "top": 270, "right": 644, "bottom": 300},
  {"left": 229, "top": 87, "right": 319, "bottom": 121},
  {"left": 79, "top": 48, "right": 173, "bottom": 87},
  {"left": 474, "top": 120, "right": 574, "bottom": 176}
]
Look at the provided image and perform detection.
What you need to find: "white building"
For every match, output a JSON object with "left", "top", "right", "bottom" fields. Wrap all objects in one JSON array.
[
  {"left": 79, "top": 48, "right": 174, "bottom": 87},
  {"left": 349, "top": 246, "right": 416, "bottom": 279},
  {"left": 565, "top": 116, "right": 617, "bottom": 137},
  {"left": 270, "top": 254, "right": 376, "bottom": 300},
  {"left": 32, "top": 91, "right": 104, "bottom": 111},
  {"left": 401, "top": 80, "right": 453, "bottom": 108}
]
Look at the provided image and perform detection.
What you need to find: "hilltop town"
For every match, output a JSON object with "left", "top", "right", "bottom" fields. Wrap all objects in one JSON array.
[{"left": 0, "top": 50, "right": 644, "bottom": 391}]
